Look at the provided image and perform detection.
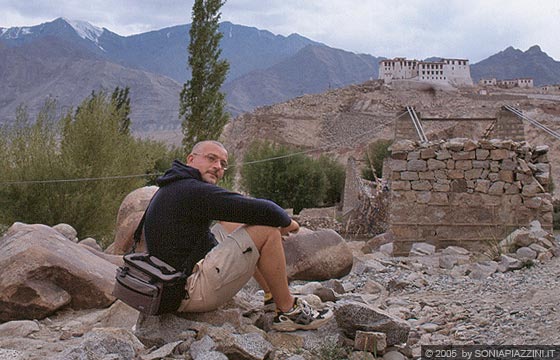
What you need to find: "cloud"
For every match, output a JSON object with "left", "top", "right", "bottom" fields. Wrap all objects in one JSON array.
[
  {"left": 222, "top": 0, "right": 560, "bottom": 61},
  {"left": 1, "top": 0, "right": 559, "bottom": 61}
]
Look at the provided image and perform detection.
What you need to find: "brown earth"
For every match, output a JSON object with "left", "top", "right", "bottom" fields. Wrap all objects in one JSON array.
[
  {"left": 136, "top": 81, "right": 560, "bottom": 193},
  {"left": 218, "top": 82, "right": 560, "bottom": 195}
]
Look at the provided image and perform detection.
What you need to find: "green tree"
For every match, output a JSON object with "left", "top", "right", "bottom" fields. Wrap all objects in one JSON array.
[
  {"left": 111, "top": 86, "right": 132, "bottom": 135},
  {"left": 0, "top": 94, "right": 179, "bottom": 246},
  {"left": 362, "top": 139, "right": 392, "bottom": 180},
  {"left": 218, "top": 153, "right": 236, "bottom": 191},
  {"left": 141, "top": 141, "right": 183, "bottom": 186},
  {"left": 0, "top": 100, "right": 64, "bottom": 226},
  {"left": 180, "top": 0, "right": 229, "bottom": 153},
  {"left": 318, "top": 155, "right": 346, "bottom": 205},
  {"left": 240, "top": 141, "right": 345, "bottom": 214},
  {"left": 59, "top": 91, "right": 149, "bottom": 241}
]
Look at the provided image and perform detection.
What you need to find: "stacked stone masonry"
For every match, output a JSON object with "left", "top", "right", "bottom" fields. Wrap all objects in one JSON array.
[
  {"left": 394, "top": 110, "right": 421, "bottom": 141},
  {"left": 387, "top": 138, "right": 553, "bottom": 255},
  {"left": 494, "top": 108, "right": 525, "bottom": 142}
]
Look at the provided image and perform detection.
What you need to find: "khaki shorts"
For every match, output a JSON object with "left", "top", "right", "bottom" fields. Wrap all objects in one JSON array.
[{"left": 177, "top": 223, "right": 260, "bottom": 312}]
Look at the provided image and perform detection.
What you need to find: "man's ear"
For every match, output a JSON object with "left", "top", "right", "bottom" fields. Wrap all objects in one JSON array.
[{"left": 186, "top": 154, "right": 194, "bottom": 165}]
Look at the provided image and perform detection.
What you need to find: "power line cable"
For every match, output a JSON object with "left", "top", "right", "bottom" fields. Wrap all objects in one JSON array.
[
  {"left": 0, "top": 111, "right": 405, "bottom": 186},
  {"left": 0, "top": 173, "right": 162, "bottom": 186}
]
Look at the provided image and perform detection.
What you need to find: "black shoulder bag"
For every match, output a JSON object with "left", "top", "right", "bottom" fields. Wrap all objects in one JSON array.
[{"left": 112, "top": 205, "right": 189, "bottom": 315}]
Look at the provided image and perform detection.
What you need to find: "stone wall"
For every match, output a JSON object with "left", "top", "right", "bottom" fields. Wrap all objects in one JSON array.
[
  {"left": 494, "top": 108, "right": 525, "bottom": 141},
  {"left": 394, "top": 107, "right": 524, "bottom": 143},
  {"left": 394, "top": 110, "right": 422, "bottom": 142},
  {"left": 387, "top": 138, "right": 553, "bottom": 255}
]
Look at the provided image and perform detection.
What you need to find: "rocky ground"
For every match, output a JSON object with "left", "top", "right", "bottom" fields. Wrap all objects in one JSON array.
[
  {"left": 346, "top": 248, "right": 560, "bottom": 348},
  {"left": 1, "top": 232, "right": 558, "bottom": 360}
]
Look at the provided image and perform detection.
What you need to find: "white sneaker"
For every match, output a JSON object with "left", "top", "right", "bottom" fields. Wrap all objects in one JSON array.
[{"left": 271, "top": 298, "right": 333, "bottom": 331}]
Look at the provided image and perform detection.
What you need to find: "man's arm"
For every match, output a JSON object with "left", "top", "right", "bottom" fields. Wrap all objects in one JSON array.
[
  {"left": 280, "top": 219, "right": 299, "bottom": 236},
  {"left": 202, "top": 184, "right": 292, "bottom": 228}
]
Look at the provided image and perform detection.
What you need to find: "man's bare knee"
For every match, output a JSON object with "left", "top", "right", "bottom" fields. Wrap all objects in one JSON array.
[{"left": 244, "top": 225, "right": 281, "bottom": 250}]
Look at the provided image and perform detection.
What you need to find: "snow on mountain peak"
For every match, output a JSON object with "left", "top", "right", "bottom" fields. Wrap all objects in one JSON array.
[{"left": 62, "top": 18, "right": 103, "bottom": 42}]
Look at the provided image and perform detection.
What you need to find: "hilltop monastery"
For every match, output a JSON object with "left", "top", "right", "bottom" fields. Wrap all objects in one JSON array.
[
  {"left": 379, "top": 56, "right": 541, "bottom": 91},
  {"left": 379, "top": 57, "right": 474, "bottom": 86}
]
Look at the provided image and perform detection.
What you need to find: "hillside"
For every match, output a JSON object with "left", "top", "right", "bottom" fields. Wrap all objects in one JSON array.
[
  {"left": 0, "top": 35, "right": 182, "bottom": 131},
  {"left": 221, "top": 81, "right": 560, "bottom": 194},
  {"left": 224, "top": 44, "right": 380, "bottom": 114},
  {"left": 0, "top": 18, "right": 380, "bottom": 127}
]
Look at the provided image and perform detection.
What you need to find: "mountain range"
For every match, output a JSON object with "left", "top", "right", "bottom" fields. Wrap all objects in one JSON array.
[
  {"left": 1, "top": 18, "right": 559, "bottom": 132},
  {"left": 470, "top": 45, "right": 560, "bottom": 86}
]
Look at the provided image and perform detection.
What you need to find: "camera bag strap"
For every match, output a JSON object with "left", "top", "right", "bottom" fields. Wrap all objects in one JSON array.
[{"left": 130, "top": 192, "right": 190, "bottom": 276}]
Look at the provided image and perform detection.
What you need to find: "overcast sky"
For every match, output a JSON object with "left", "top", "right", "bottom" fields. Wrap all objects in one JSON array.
[{"left": 1, "top": 0, "right": 559, "bottom": 63}]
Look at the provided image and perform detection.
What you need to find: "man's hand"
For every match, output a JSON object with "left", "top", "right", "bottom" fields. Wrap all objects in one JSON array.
[{"left": 280, "top": 219, "right": 299, "bottom": 236}]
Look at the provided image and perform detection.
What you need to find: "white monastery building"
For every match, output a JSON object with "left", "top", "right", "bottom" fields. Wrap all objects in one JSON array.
[
  {"left": 478, "top": 77, "right": 534, "bottom": 88},
  {"left": 379, "top": 57, "right": 473, "bottom": 86}
]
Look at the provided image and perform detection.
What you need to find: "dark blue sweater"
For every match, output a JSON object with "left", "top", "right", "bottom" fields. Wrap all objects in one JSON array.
[{"left": 144, "top": 160, "right": 292, "bottom": 273}]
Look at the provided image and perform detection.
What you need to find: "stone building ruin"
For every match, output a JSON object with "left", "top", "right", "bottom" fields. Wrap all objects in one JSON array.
[
  {"left": 341, "top": 103, "right": 555, "bottom": 256},
  {"left": 393, "top": 107, "right": 525, "bottom": 143},
  {"left": 386, "top": 138, "right": 553, "bottom": 255}
]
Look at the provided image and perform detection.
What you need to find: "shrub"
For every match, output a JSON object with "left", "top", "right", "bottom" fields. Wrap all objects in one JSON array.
[
  {"left": 318, "top": 155, "right": 346, "bottom": 205},
  {"left": 240, "top": 141, "right": 344, "bottom": 213},
  {"left": 312, "top": 336, "right": 351, "bottom": 360},
  {"left": 362, "top": 139, "right": 392, "bottom": 181}
]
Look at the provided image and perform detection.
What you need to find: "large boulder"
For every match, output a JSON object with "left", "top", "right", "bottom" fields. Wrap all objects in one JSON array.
[
  {"left": 283, "top": 229, "right": 353, "bottom": 281},
  {"left": 0, "top": 222, "right": 118, "bottom": 322},
  {"left": 105, "top": 186, "right": 158, "bottom": 255}
]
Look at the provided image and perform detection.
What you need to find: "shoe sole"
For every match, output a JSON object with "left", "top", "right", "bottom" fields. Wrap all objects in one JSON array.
[{"left": 271, "top": 310, "right": 333, "bottom": 332}]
